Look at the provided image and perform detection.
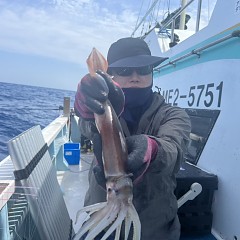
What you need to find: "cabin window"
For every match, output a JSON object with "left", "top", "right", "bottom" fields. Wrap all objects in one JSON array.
[{"left": 184, "top": 108, "right": 220, "bottom": 165}]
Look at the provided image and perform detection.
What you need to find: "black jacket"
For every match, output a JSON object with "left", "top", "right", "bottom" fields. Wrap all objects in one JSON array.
[{"left": 79, "top": 92, "right": 191, "bottom": 240}]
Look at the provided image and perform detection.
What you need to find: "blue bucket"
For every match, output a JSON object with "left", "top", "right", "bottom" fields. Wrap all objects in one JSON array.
[{"left": 63, "top": 143, "right": 80, "bottom": 165}]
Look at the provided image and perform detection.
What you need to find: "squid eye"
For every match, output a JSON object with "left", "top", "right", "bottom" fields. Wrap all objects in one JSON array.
[{"left": 107, "top": 188, "right": 112, "bottom": 192}]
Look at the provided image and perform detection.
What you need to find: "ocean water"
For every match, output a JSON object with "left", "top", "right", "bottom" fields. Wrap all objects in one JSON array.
[{"left": 0, "top": 82, "right": 76, "bottom": 161}]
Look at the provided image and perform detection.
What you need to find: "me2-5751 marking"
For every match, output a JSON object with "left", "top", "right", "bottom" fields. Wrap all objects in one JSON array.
[{"left": 157, "top": 81, "right": 223, "bottom": 108}]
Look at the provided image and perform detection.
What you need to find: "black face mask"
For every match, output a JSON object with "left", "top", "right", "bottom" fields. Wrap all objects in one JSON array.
[
  {"left": 121, "top": 86, "right": 154, "bottom": 133},
  {"left": 122, "top": 86, "right": 153, "bottom": 108}
]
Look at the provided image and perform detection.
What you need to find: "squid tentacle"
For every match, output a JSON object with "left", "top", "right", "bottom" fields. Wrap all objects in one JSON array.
[
  {"left": 87, "top": 202, "right": 108, "bottom": 216},
  {"left": 124, "top": 210, "right": 132, "bottom": 239},
  {"left": 85, "top": 202, "right": 120, "bottom": 240},
  {"left": 74, "top": 202, "right": 113, "bottom": 239},
  {"left": 101, "top": 207, "right": 127, "bottom": 240},
  {"left": 114, "top": 221, "right": 122, "bottom": 240},
  {"left": 75, "top": 202, "right": 107, "bottom": 224},
  {"left": 128, "top": 204, "right": 141, "bottom": 240}
]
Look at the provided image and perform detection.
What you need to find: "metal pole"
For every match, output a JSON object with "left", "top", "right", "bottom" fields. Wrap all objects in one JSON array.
[
  {"left": 195, "top": 0, "right": 202, "bottom": 32},
  {"left": 179, "top": 0, "right": 187, "bottom": 30},
  {"left": 171, "top": 18, "right": 176, "bottom": 42},
  {"left": 63, "top": 97, "right": 70, "bottom": 117}
]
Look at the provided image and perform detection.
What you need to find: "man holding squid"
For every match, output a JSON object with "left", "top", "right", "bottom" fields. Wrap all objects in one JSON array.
[{"left": 74, "top": 37, "right": 191, "bottom": 239}]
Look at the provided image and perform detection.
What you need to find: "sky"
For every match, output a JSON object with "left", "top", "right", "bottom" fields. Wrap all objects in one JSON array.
[{"left": 0, "top": 0, "right": 216, "bottom": 91}]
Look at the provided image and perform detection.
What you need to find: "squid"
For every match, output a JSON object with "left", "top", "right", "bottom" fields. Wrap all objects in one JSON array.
[{"left": 73, "top": 48, "right": 141, "bottom": 240}]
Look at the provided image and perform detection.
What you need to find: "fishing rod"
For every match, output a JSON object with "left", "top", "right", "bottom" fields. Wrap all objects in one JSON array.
[{"left": 0, "top": 106, "right": 64, "bottom": 111}]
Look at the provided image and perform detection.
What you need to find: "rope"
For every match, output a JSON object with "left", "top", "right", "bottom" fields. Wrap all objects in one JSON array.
[
  {"left": 155, "top": 0, "right": 162, "bottom": 23},
  {"left": 134, "top": 0, "right": 145, "bottom": 32}
]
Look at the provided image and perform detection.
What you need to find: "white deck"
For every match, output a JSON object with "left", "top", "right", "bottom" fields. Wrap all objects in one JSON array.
[{"left": 58, "top": 152, "right": 93, "bottom": 233}]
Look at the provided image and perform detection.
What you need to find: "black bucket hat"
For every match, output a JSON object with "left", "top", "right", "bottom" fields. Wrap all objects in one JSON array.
[{"left": 107, "top": 37, "right": 168, "bottom": 68}]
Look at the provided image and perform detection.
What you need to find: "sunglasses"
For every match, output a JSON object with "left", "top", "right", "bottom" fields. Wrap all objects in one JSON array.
[{"left": 110, "top": 66, "right": 153, "bottom": 77}]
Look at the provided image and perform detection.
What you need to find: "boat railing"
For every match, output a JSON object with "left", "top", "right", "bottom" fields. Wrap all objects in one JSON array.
[
  {"left": 157, "top": 0, "right": 198, "bottom": 47},
  {"left": 132, "top": 0, "right": 202, "bottom": 46},
  {"left": 154, "top": 30, "right": 240, "bottom": 71},
  {"left": 0, "top": 98, "right": 72, "bottom": 239}
]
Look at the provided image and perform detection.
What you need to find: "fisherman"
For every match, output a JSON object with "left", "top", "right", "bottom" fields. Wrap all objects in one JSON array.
[{"left": 74, "top": 37, "right": 191, "bottom": 240}]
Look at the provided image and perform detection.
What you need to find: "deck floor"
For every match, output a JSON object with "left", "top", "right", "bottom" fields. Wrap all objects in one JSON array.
[{"left": 58, "top": 152, "right": 93, "bottom": 233}]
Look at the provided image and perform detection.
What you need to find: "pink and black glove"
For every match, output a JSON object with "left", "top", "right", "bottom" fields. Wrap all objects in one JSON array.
[
  {"left": 74, "top": 70, "right": 125, "bottom": 189},
  {"left": 74, "top": 70, "right": 124, "bottom": 120},
  {"left": 126, "top": 134, "right": 158, "bottom": 184}
]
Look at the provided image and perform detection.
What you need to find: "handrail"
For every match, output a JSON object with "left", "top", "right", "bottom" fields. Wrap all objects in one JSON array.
[
  {"left": 133, "top": 0, "right": 197, "bottom": 39},
  {"left": 158, "top": 0, "right": 195, "bottom": 38},
  {"left": 131, "top": 0, "right": 159, "bottom": 37},
  {"left": 154, "top": 30, "right": 240, "bottom": 71},
  {"left": 0, "top": 114, "right": 69, "bottom": 204}
]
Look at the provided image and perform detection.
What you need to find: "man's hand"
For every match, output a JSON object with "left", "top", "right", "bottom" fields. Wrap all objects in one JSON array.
[
  {"left": 92, "top": 134, "right": 158, "bottom": 187},
  {"left": 74, "top": 71, "right": 124, "bottom": 119},
  {"left": 126, "top": 134, "right": 158, "bottom": 183}
]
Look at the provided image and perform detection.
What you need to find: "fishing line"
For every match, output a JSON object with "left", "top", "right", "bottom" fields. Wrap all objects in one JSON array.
[
  {"left": 135, "top": 0, "right": 145, "bottom": 31},
  {"left": 149, "top": 2, "right": 155, "bottom": 29},
  {"left": 80, "top": 157, "right": 92, "bottom": 165},
  {"left": 155, "top": 0, "right": 162, "bottom": 23},
  {"left": 68, "top": 168, "right": 90, "bottom": 174},
  {"left": 0, "top": 107, "right": 64, "bottom": 110},
  {"left": 161, "top": 0, "right": 170, "bottom": 22},
  {"left": 66, "top": 156, "right": 92, "bottom": 173}
]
